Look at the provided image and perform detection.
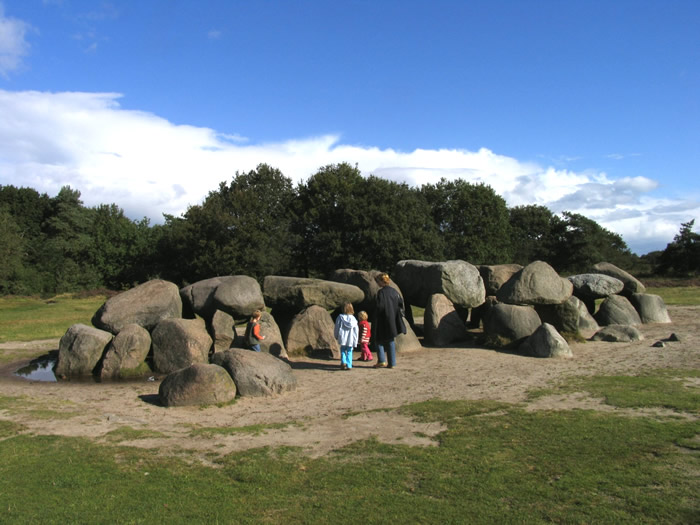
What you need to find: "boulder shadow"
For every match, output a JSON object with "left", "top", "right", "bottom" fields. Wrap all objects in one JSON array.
[{"left": 138, "top": 394, "right": 163, "bottom": 406}]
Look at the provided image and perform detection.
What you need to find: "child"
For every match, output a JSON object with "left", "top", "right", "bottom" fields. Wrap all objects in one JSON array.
[
  {"left": 245, "top": 310, "right": 266, "bottom": 352},
  {"left": 357, "top": 311, "right": 373, "bottom": 362},
  {"left": 334, "top": 303, "right": 358, "bottom": 370}
]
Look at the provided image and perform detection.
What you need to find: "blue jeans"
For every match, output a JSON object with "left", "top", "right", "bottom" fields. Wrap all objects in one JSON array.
[
  {"left": 250, "top": 344, "right": 261, "bottom": 352},
  {"left": 377, "top": 339, "right": 396, "bottom": 367},
  {"left": 340, "top": 345, "right": 354, "bottom": 368}
]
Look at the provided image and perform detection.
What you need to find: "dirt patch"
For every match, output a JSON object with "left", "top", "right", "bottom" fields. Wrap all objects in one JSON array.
[{"left": 1, "top": 306, "right": 698, "bottom": 460}]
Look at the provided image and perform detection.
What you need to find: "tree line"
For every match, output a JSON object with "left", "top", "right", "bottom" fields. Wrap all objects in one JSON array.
[{"left": 1, "top": 163, "right": 696, "bottom": 295}]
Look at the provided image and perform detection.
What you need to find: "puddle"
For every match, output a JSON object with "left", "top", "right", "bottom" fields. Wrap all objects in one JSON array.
[
  {"left": 15, "top": 355, "right": 58, "bottom": 382},
  {"left": 13, "top": 353, "right": 159, "bottom": 383}
]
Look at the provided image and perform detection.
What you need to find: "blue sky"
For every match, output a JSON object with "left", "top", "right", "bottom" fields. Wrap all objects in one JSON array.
[{"left": 0, "top": 0, "right": 698, "bottom": 255}]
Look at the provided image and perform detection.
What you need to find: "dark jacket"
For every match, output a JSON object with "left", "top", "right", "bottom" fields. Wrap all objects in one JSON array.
[
  {"left": 374, "top": 286, "right": 406, "bottom": 343},
  {"left": 245, "top": 320, "right": 262, "bottom": 348}
]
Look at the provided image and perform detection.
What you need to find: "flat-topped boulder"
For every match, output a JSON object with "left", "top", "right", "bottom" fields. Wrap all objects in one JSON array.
[
  {"left": 496, "top": 261, "right": 573, "bottom": 305},
  {"left": 590, "top": 262, "right": 645, "bottom": 297},
  {"left": 55, "top": 324, "right": 113, "bottom": 378},
  {"left": 591, "top": 324, "right": 644, "bottom": 342},
  {"left": 329, "top": 269, "right": 396, "bottom": 316},
  {"left": 180, "top": 275, "right": 264, "bottom": 321},
  {"left": 92, "top": 279, "right": 182, "bottom": 334},
  {"left": 158, "top": 363, "right": 236, "bottom": 407},
  {"left": 568, "top": 273, "right": 624, "bottom": 301},
  {"left": 393, "top": 259, "right": 485, "bottom": 308},
  {"left": 264, "top": 276, "right": 364, "bottom": 313},
  {"left": 211, "top": 348, "right": 297, "bottom": 397},
  {"left": 478, "top": 264, "right": 523, "bottom": 296}
]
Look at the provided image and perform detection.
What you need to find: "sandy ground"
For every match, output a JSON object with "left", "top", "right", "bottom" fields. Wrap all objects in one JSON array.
[{"left": 0, "top": 306, "right": 698, "bottom": 461}]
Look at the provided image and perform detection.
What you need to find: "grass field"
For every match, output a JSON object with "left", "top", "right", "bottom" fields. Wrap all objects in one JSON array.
[
  {"left": 0, "top": 294, "right": 107, "bottom": 343},
  {"left": 0, "top": 389, "right": 697, "bottom": 523},
  {"left": 0, "top": 287, "right": 698, "bottom": 523}
]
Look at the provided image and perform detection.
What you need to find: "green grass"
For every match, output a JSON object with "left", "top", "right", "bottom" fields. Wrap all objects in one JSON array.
[
  {"left": 645, "top": 286, "right": 700, "bottom": 306},
  {"left": 0, "top": 399, "right": 697, "bottom": 524},
  {"left": 102, "top": 426, "right": 170, "bottom": 443},
  {"left": 0, "top": 394, "right": 82, "bottom": 420},
  {"left": 0, "top": 294, "right": 108, "bottom": 343},
  {"left": 0, "top": 295, "right": 698, "bottom": 523},
  {"left": 188, "top": 421, "right": 299, "bottom": 438},
  {"left": 529, "top": 369, "right": 700, "bottom": 414}
]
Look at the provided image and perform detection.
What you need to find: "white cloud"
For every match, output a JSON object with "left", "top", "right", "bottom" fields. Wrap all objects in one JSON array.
[
  {"left": 0, "top": 89, "right": 697, "bottom": 254},
  {"left": 0, "top": 3, "right": 32, "bottom": 77}
]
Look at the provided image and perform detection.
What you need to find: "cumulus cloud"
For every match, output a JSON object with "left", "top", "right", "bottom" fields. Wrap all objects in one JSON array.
[
  {"left": 0, "top": 3, "right": 32, "bottom": 77},
  {"left": 0, "top": 89, "right": 697, "bottom": 254}
]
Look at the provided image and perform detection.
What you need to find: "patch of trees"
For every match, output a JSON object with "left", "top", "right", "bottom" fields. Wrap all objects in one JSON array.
[{"left": 1, "top": 163, "right": 695, "bottom": 295}]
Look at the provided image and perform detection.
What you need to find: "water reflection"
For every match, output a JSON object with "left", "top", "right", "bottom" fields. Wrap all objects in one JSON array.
[{"left": 15, "top": 354, "right": 57, "bottom": 382}]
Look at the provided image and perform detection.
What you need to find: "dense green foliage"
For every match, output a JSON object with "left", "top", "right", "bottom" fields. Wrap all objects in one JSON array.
[
  {"left": 3, "top": 162, "right": 694, "bottom": 295},
  {"left": 656, "top": 219, "right": 700, "bottom": 276},
  {"left": 292, "top": 164, "right": 442, "bottom": 276},
  {"left": 422, "top": 179, "right": 511, "bottom": 264}
]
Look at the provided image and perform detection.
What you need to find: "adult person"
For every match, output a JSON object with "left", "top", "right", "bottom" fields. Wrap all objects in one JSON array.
[{"left": 373, "top": 272, "right": 406, "bottom": 368}]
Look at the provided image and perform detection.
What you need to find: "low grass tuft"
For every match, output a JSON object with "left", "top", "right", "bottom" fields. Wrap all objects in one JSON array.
[{"left": 529, "top": 369, "right": 700, "bottom": 413}]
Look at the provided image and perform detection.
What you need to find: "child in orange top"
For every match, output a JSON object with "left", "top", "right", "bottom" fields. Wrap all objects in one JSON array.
[
  {"left": 245, "top": 310, "right": 266, "bottom": 352},
  {"left": 357, "top": 311, "right": 372, "bottom": 361}
]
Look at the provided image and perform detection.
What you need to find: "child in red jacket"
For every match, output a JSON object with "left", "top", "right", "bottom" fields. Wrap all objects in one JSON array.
[{"left": 357, "top": 311, "right": 372, "bottom": 361}]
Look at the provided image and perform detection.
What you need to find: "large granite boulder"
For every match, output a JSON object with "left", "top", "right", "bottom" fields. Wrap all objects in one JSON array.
[
  {"left": 393, "top": 259, "right": 485, "bottom": 309},
  {"left": 594, "top": 295, "right": 642, "bottom": 326},
  {"left": 497, "top": 261, "right": 573, "bottom": 306},
  {"left": 211, "top": 348, "right": 297, "bottom": 397},
  {"left": 478, "top": 264, "right": 523, "bottom": 296},
  {"left": 591, "top": 262, "right": 645, "bottom": 297},
  {"left": 283, "top": 305, "right": 340, "bottom": 357},
  {"left": 519, "top": 323, "right": 573, "bottom": 358},
  {"left": 264, "top": 276, "right": 364, "bottom": 313},
  {"left": 483, "top": 303, "right": 541, "bottom": 347},
  {"left": 158, "top": 363, "right": 236, "bottom": 407},
  {"left": 180, "top": 275, "right": 264, "bottom": 321},
  {"left": 232, "top": 311, "right": 287, "bottom": 358},
  {"left": 329, "top": 269, "right": 396, "bottom": 318},
  {"left": 207, "top": 310, "right": 236, "bottom": 353},
  {"left": 424, "top": 293, "right": 466, "bottom": 347},
  {"left": 55, "top": 324, "right": 113, "bottom": 378},
  {"left": 535, "top": 296, "right": 599, "bottom": 339},
  {"left": 151, "top": 318, "right": 213, "bottom": 374},
  {"left": 100, "top": 324, "right": 152, "bottom": 380},
  {"left": 92, "top": 279, "right": 182, "bottom": 334},
  {"left": 395, "top": 320, "right": 423, "bottom": 353},
  {"left": 591, "top": 325, "right": 644, "bottom": 342},
  {"left": 568, "top": 273, "right": 624, "bottom": 313},
  {"left": 629, "top": 293, "right": 672, "bottom": 324}
]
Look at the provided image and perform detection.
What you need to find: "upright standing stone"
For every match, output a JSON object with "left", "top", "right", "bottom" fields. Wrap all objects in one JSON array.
[
  {"left": 56, "top": 324, "right": 113, "bottom": 377},
  {"left": 152, "top": 318, "right": 212, "bottom": 374}
]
